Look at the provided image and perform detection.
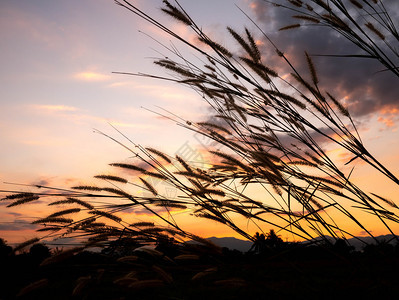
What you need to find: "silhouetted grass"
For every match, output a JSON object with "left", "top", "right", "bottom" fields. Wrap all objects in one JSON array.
[{"left": 1, "top": 237, "right": 399, "bottom": 299}]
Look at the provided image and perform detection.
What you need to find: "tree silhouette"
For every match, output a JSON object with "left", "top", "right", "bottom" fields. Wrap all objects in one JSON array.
[
  {"left": 265, "top": 229, "right": 284, "bottom": 249},
  {"left": 0, "top": 238, "right": 12, "bottom": 258},
  {"left": 249, "top": 232, "right": 267, "bottom": 254},
  {"left": 250, "top": 229, "right": 285, "bottom": 253},
  {"left": 29, "top": 243, "right": 51, "bottom": 262}
]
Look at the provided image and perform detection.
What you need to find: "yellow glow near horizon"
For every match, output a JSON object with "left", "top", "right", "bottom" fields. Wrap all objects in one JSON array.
[
  {"left": 32, "top": 104, "right": 78, "bottom": 112},
  {"left": 74, "top": 72, "right": 111, "bottom": 81}
]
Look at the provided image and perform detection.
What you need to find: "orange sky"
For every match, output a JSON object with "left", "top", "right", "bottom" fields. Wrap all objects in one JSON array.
[{"left": 1, "top": 0, "right": 399, "bottom": 245}]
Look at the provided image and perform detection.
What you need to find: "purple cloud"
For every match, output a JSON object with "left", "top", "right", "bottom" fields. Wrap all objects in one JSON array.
[
  {"left": 0, "top": 220, "right": 39, "bottom": 231},
  {"left": 246, "top": 1, "right": 399, "bottom": 123}
]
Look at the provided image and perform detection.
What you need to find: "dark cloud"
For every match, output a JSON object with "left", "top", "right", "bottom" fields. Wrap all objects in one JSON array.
[
  {"left": 5, "top": 212, "right": 23, "bottom": 217},
  {"left": 358, "top": 230, "right": 372, "bottom": 237},
  {"left": 0, "top": 220, "right": 39, "bottom": 231},
  {"left": 247, "top": 0, "right": 399, "bottom": 123},
  {"left": 129, "top": 206, "right": 164, "bottom": 216},
  {"left": 42, "top": 236, "right": 82, "bottom": 248},
  {"left": 31, "top": 177, "right": 54, "bottom": 187}
]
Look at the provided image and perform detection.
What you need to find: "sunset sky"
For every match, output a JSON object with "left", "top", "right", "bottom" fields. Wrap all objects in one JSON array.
[{"left": 1, "top": 0, "right": 399, "bottom": 245}]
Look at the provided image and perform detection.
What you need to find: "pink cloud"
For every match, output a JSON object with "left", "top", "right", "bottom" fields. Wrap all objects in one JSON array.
[{"left": 377, "top": 106, "right": 399, "bottom": 130}]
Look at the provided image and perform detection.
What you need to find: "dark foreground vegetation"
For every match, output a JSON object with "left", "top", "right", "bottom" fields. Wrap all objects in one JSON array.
[
  {"left": 1, "top": 1, "right": 399, "bottom": 299},
  {"left": 2, "top": 235, "right": 399, "bottom": 300}
]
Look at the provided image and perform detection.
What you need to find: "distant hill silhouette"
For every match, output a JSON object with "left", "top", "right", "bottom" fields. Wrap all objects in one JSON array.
[
  {"left": 307, "top": 234, "right": 397, "bottom": 250},
  {"left": 206, "top": 237, "right": 252, "bottom": 252},
  {"left": 206, "top": 234, "right": 397, "bottom": 252}
]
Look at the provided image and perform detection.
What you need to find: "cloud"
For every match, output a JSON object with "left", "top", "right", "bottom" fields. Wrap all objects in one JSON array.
[
  {"left": 30, "top": 177, "right": 55, "bottom": 187},
  {"left": 246, "top": 1, "right": 399, "bottom": 127},
  {"left": 106, "top": 81, "right": 132, "bottom": 88},
  {"left": 108, "top": 121, "right": 155, "bottom": 130},
  {"left": 358, "top": 230, "right": 372, "bottom": 237},
  {"left": 0, "top": 4, "right": 95, "bottom": 64},
  {"left": 74, "top": 71, "right": 111, "bottom": 81},
  {"left": 42, "top": 236, "right": 82, "bottom": 248},
  {"left": 107, "top": 80, "right": 207, "bottom": 119},
  {"left": 31, "top": 104, "right": 78, "bottom": 112},
  {"left": 111, "top": 81, "right": 195, "bottom": 103},
  {"left": 4, "top": 212, "right": 23, "bottom": 218},
  {"left": 25, "top": 103, "right": 155, "bottom": 131},
  {"left": 0, "top": 6, "right": 63, "bottom": 50},
  {"left": 376, "top": 107, "right": 399, "bottom": 131},
  {"left": 0, "top": 220, "right": 39, "bottom": 231}
]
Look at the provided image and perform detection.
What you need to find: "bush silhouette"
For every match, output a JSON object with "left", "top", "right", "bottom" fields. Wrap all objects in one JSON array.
[
  {"left": 0, "top": 238, "right": 13, "bottom": 258},
  {"left": 29, "top": 243, "right": 51, "bottom": 262}
]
